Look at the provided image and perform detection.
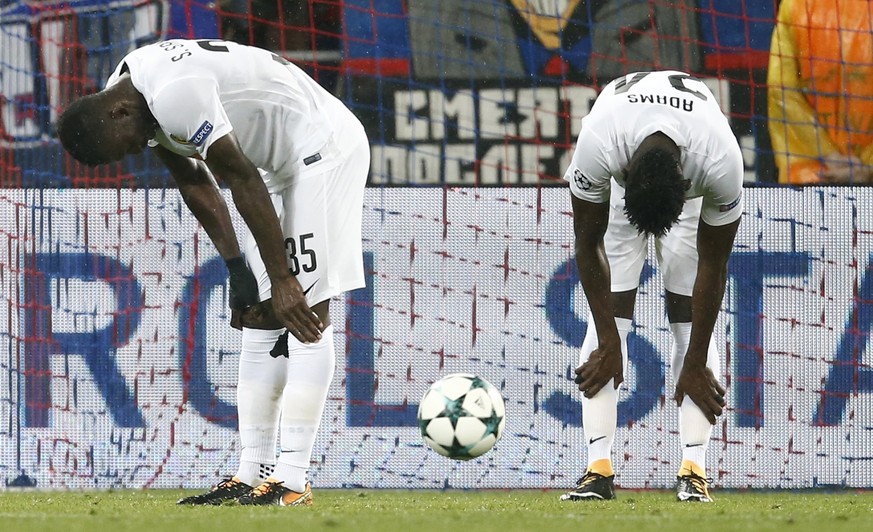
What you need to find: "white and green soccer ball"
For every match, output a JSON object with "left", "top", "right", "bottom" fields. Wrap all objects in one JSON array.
[{"left": 417, "top": 373, "right": 506, "bottom": 460}]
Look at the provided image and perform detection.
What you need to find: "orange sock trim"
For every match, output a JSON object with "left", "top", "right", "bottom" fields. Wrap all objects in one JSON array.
[
  {"left": 587, "top": 459, "right": 614, "bottom": 477},
  {"left": 678, "top": 459, "right": 705, "bottom": 478}
]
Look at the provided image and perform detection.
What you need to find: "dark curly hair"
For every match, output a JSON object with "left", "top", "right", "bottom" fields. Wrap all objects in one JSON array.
[
  {"left": 56, "top": 92, "right": 115, "bottom": 166},
  {"left": 623, "top": 147, "right": 686, "bottom": 238}
]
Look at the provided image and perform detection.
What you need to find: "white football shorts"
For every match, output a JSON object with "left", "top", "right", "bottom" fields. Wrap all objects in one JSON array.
[
  {"left": 244, "top": 132, "right": 370, "bottom": 306},
  {"left": 606, "top": 181, "right": 702, "bottom": 297}
]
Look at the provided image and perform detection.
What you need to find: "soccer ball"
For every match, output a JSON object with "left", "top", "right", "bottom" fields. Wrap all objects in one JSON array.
[{"left": 417, "top": 373, "right": 506, "bottom": 460}]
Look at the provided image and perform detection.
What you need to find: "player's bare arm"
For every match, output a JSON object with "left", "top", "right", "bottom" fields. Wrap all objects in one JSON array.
[
  {"left": 155, "top": 145, "right": 261, "bottom": 311},
  {"left": 154, "top": 145, "right": 242, "bottom": 261},
  {"left": 674, "top": 217, "right": 740, "bottom": 423},
  {"left": 203, "top": 134, "right": 323, "bottom": 343},
  {"left": 570, "top": 193, "right": 624, "bottom": 398}
]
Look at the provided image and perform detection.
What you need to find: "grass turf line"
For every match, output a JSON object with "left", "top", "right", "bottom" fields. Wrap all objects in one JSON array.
[{"left": 0, "top": 489, "right": 871, "bottom": 532}]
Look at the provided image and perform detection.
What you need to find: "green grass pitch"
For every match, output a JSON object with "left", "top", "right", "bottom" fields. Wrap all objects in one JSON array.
[{"left": 1, "top": 489, "right": 871, "bottom": 532}]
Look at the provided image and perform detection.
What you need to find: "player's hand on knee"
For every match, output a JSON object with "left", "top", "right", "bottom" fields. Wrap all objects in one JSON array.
[
  {"left": 270, "top": 276, "right": 323, "bottom": 343},
  {"left": 226, "top": 257, "right": 259, "bottom": 311},
  {"left": 674, "top": 365, "right": 726, "bottom": 424},
  {"left": 574, "top": 347, "right": 623, "bottom": 398}
]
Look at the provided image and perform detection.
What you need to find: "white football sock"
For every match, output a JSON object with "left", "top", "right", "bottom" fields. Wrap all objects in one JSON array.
[
  {"left": 272, "top": 325, "right": 336, "bottom": 492},
  {"left": 670, "top": 322, "right": 722, "bottom": 474},
  {"left": 235, "top": 327, "right": 287, "bottom": 486},
  {"left": 580, "top": 315, "right": 630, "bottom": 472}
]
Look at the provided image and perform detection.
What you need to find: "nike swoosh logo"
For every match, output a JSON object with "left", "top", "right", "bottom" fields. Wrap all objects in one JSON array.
[
  {"left": 685, "top": 443, "right": 703, "bottom": 448},
  {"left": 303, "top": 280, "right": 318, "bottom": 296},
  {"left": 588, "top": 435, "right": 606, "bottom": 444}
]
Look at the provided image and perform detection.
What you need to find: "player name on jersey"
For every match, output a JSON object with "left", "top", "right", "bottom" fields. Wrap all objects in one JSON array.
[{"left": 626, "top": 93, "right": 696, "bottom": 112}]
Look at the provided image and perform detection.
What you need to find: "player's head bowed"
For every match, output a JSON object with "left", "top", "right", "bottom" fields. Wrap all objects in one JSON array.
[
  {"left": 623, "top": 146, "right": 687, "bottom": 238},
  {"left": 57, "top": 87, "right": 155, "bottom": 166},
  {"left": 57, "top": 93, "right": 118, "bottom": 166}
]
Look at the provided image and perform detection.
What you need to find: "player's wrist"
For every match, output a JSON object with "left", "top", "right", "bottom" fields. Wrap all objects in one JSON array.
[
  {"left": 268, "top": 269, "right": 294, "bottom": 283},
  {"left": 597, "top": 336, "right": 622, "bottom": 352},
  {"left": 681, "top": 357, "right": 707, "bottom": 370},
  {"left": 225, "top": 257, "right": 248, "bottom": 275}
]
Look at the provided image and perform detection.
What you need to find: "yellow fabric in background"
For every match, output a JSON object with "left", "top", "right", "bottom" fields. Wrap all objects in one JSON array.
[{"left": 768, "top": 0, "right": 873, "bottom": 184}]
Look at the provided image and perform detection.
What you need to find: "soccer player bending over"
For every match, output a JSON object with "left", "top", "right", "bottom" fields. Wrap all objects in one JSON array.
[
  {"left": 57, "top": 39, "right": 370, "bottom": 506},
  {"left": 561, "top": 70, "right": 742, "bottom": 503}
]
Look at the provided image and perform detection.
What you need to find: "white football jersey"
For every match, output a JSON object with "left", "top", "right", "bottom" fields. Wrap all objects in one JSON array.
[
  {"left": 564, "top": 70, "right": 743, "bottom": 226},
  {"left": 106, "top": 39, "right": 361, "bottom": 191}
]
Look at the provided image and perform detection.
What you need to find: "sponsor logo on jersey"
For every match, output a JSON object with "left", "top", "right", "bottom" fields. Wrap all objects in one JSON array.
[
  {"left": 719, "top": 195, "right": 742, "bottom": 212},
  {"left": 189, "top": 121, "right": 214, "bottom": 146},
  {"left": 170, "top": 134, "right": 192, "bottom": 145}
]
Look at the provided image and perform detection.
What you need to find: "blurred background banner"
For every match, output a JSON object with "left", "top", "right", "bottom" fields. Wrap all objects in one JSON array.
[
  {"left": 2, "top": 187, "right": 872, "bottom": 489},
  {"left": 2, "top": 0, "right": 780, "bottom": 185},
  {"left": 1, "top": 0, "right": 871, "bottom": 489}
]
